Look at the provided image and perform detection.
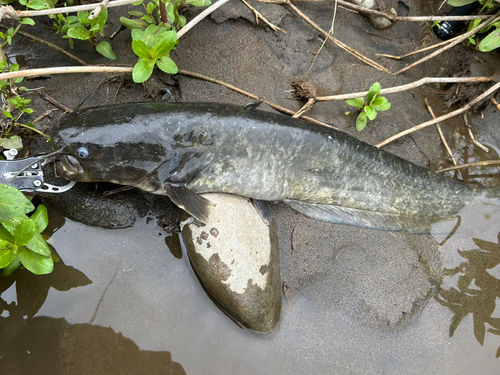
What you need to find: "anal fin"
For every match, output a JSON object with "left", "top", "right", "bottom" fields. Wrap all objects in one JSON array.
[
  {"left": 164, "top": 183, "right": 214, "bottom": 223},
  {"left": 285, "top": 200, "right": 433, "bottom": 234}
]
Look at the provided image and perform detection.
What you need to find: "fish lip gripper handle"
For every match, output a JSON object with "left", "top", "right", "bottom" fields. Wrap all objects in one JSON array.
[{"left": 0, "top": 150, "right": 75, "bottom": 193}]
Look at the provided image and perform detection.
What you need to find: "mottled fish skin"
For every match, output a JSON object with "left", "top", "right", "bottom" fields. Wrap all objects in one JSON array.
[{"left": 52, "top": 102, "right": 493, "bottom": 232}]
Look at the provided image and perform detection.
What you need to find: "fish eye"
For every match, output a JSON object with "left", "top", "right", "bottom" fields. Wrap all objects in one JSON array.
[{"left": 77, "top": 147, "right": 89, "bottom": 159}]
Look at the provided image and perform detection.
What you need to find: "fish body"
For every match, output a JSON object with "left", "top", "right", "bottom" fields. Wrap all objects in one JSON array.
[{"left": 52, "top": 102, "right": 492, "bottom": 233}]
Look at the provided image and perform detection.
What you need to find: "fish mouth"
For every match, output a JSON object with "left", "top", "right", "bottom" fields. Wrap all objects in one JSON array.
[{"left": 57, "top": 154, "right": 85, "bottom": 180}]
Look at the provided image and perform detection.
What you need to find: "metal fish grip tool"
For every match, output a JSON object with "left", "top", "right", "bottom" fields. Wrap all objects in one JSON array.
[{"left": 0, "top": 149, "right": 75, "bottom": 193}]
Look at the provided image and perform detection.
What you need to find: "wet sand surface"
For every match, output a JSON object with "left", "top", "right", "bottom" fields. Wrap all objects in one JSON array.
[{"left": 1, "top": 0, "right": 500, "bottom": 373}]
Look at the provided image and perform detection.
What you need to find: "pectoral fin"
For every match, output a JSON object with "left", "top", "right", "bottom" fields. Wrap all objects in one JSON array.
[
  {"left": 164, "top": 183, "right": 214, "bottom": 223},
  {"left": 252, "top": 199, "right": 272, "bottom": 226}
]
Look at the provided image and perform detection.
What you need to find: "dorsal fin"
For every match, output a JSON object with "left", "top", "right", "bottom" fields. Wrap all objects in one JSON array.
[{"left": 243, "top": 100, "right": 264, "bottom": 111}]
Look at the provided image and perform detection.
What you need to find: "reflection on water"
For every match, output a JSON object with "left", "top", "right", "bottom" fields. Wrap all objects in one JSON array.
[
  {"left": 435, "top": 232, "right": 500, "bottom": 358},
  {"left": 0, "top": 261, "right": 186, "bottom": 375}
]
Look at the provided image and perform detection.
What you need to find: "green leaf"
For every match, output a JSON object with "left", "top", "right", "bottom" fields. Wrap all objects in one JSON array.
[
  {"left": 90, "top": 8, "right": 108, "bottom": 33},
  {"left": 447, "top": 0, "right": 477, "bottom": 6},
  {"left": 67, "top": 15, "right": 80, "bottom": 25},
  {"left": 186, "top": 0, "right": 211, "bottom": 6},
  {"left": 30, "top": 204, "right": 48, "bottom": 233},
  {"left": 167, "top": 2, "right": 175, "bottom": 23},
  {"left": 151, "top": 30, "right": 177, "bottom": 57},
  {"left": 367, "top": 82, "right": 381, "bottom": 104},
  {"left": 77, "top": 10, "right": 89, "bottom": 25},
  {"left": 67, "top": 26, "right": 91, "bottom": 40},
  {"left": 345, "top": 97, "right": 365, "bottom": 109},
  {"left": 3, "top": 110, "right": 13, "bottom": 119},
  {"left": 26, "top": 232, "right": 51, "bottom": 257},
  {"left": 13, "top": 77, "right": 24, "bottom": 84},
  {"left": 177, "top": 14, "right": 186, "bottom": 28},
  {"left": 0, "top": 225, "right": 13, "bottom": 242},
  {"left": 478, "top": 31, "right": 500, "bottom": 52},
  {"left": 19, "top": 246, "right": 54, "bottom": 275},
  {"left": 371, "top": 96, "right": 391, "bottom": 111},
  {"left": 0, "top": 247, "right": 15, "bottom": 269},
  {"left": 128, "top": 11, "right": 145, "bottom": 16},
  {"left": 356, "top": 112, "right": 368, "bottom": 131},
  {"left": 0, "top": 184, "right": 34, "bottom": 222},
  {"left": 18, "top": 17, "right": 35, "bottom": 26},
  {"left": 13, "top": 218, "right": 35, "bottom": 247},
  {"left": 96, "top": 41, "right": 116, "bottom": 60},
  {"left": 3, "top": 256, "right": 21, "bottom": 275},
  {"left": 132, "top": 57, "right": 155, "bottom": 83},
  {"left": 364, "top": 105, "right": 377, "bottom": 121},
  {"left": 132, "top": 0, "right": 143, "bottom": 5},
  {"left": 131, "top": 28, "right": 145, "bottom": 40},
  {"left": 26, "top": 0, "right": 50, "bottom": 10},
  {"left": 146, "top": 1, "right": 155, "bottom": 15},
  {"left": 156, "top": 55, "right": 178, "bottom": 74},
  {"left": 132, "top": 40, "right": 152, "bottom": 59},
  {"left": 0, "top": 135, "right": 22, "bottom": 150},
  {"left": 121, "top": 17, "right": 148, "bottom": 31}
]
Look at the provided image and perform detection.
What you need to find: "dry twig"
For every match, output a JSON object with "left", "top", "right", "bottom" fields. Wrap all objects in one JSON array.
[
  {"left": 424, "top": 97, "right": 462, "bottom": 179},
  {"left": 315, "top": 76, "right": 493, "bottom": 102},
  {"left": 437, "top": 160, "right": 500, "bottom": 173},
  {"left": 0, "top": 0, "right": 137, "bottom": 20},
  {"left": 376, "top": 35, "right": 461, "bottom": 61},
  {"left": 261, "top": 0, "right": 391, "bottom": 73},
  {"left": 395, "top": 15, "right": 500, "bottom": 75},
  {"left": 177, "top": 0, "right": 232, "bottom": 39},
  {"left": 241, "top": 0, "right": 287, "bottom": 33},
  {"left": 0, "top": 25, "right": 87, "bottom": 66},
  {"left": 463, "top": 114, "right": 489, "bottom": 152},
  {"left": 178, "top": 69, "right": 337, "bottom": 129},
  {"left": 0, "top": 66, "right": 133, "bottom": 80},
  {"left": 491, "top": 98, "right": 500, "bottom": 111},
  {"left": 376, "top": 80, "right": 500, "bottom": 148},
  {"left": 304, "top": 0, "right": 338, "bottom": 79},
  {"left": 38, "top": 91, "right": 73, "bottom": 113}
]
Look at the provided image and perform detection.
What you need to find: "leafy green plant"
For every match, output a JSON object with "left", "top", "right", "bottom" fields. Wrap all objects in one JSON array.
[
  {"left": 345, "top": 82, "right": 391, "bottom": 131},
  {"left": 121, "top": 0, "right": 211, "bottom": 32},
  {"left": 131, "top": 24, "right": 178, "bottom": 83},
  {"left": 56, "top": 9, "right": 116, "bottom": 60},
  {"left": 121, "top": 0, "right": 211, "bottom": 82},
  {"left": 0, "top": 184, "right": 54, "bottom": 275},
  {"left": 447, "top": 0, "right": 500, "bottom": 52}
]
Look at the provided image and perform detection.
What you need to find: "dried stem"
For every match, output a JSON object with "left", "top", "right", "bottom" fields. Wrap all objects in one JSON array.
[
  {"left": 437, "top": 160, "right": 500, "bottom": 173},
  {"left": 177, "top": 69, "right": 337, "bottom": 129},
  {"left": 304, "top": 0, "right": 337, "bottom": 79},
  {"left": 89, "top": 0, "right": 111, "bottom": 20},
  {"left": 395, "top": 15, "right": 500, "bottom": 75},
  {"left": 177, "top": 0, "right": 232, "bottom": 39},
  {"left": 0, "top": 0, "right": 138, "bottom": 19},
  {"left": 316, "top": 76, "right": 493, "bottom": 102},
  {"left": 376, "top": 80, "right": 500, "bottom": 148},
  {"left": 463, "top": 113, "right": 489, "bottom": 152},
  {"left": 0, "top": 25, "right": 87, "bottom": 66},
  {"left": 258, "top": 0, "right": 495, "bottom": 21},
  {"left": 376, "top": 35, "right": 461, "bottom": 61},
  {"left": 424, "top": 97, "right": 462, "bottom": 179},
  {"left": 0, "top": 66, "right": 133, "bottom": 80},
  {"left": 241, "top": 0, "right": 287, "bottom": 33},
  {"left": 283, "top": 0, "right": 391, "bottom": 74},
  {"left": 491, "top": 98, "right": 500, "bottom": 111}
]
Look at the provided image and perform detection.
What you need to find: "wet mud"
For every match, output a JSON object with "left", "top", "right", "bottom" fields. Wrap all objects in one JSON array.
[{"left": 2, "top": 0, "right": 500, "bottom": 374}]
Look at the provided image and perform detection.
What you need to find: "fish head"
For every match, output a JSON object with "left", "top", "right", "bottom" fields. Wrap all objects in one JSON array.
[{"left": 52, "top": 112, "right": 174, "bottom": 187}]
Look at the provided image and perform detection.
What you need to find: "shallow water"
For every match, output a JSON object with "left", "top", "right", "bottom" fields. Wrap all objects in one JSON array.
[{"left": 1, "top": 198, "right": 499, "bottom": 374}]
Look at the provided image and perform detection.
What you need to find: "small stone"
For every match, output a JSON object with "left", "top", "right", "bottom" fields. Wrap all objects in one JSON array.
[{"left": 181, "top": 193, "right": 281, "bottom": 333}]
